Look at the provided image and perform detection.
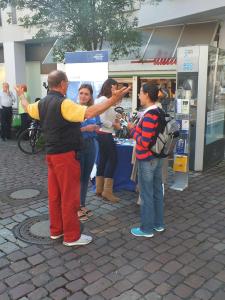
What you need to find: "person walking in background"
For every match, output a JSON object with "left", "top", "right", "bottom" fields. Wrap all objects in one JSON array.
[
  {"left": 0, "top": 82, "right": 16, "bottom": 141},
  {"left": 128, "top": 83, "right": 164, "bottom": 238},
  {"left": 78, "top": 84, "right": 101, "bottom": 221},
  {"left": 95, "top": 79, "right": 121, "bottom": 203},
  {"left": 18, "top": 84, "right": 31, "bottom": 134},
  {"left": 16, "top": 70, "right": 130, "bottom": 247}
]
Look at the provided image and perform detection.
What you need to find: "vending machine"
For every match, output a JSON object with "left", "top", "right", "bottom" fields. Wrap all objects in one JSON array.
[{"left": 176, "top": 45, "right": 225, "bottom": 172}]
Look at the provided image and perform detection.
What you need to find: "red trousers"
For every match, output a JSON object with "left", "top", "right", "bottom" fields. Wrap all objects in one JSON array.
[{"left": 46, "top": 151, "right": 80, "bottom": 243}]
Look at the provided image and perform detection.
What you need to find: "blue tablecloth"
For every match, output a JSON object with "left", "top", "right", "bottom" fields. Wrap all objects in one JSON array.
[{"left": 113, "top": 143, "right": 136, "bottom": 192}]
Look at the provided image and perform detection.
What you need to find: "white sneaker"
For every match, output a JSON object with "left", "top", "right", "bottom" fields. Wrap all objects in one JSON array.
[
  {"left": 63, "top": 234, "right": 93, "bottom": 246},
  {"left": 50, "top": 234, "right": 64, "bottom": 240}
]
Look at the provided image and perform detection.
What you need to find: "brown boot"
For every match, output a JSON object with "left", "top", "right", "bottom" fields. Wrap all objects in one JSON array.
[
  {"left": 102, "top": 178, "right": 120, "bottom": 203},
  {"left": 96, "top": 176, "right": 104, "bottom": 197}
]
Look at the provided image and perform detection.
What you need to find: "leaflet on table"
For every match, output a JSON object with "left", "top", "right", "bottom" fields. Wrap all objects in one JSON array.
[
  {"left": 173, "top": 155, "right": 188, "bottom": 173},
  {"left": 176, "top": 99, "right": 190, "bottom": 114}
]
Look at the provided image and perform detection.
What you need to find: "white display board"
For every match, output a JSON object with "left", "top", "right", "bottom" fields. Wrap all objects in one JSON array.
[{"left": 65, "top": 50, "right": 108, "bottom": 102}]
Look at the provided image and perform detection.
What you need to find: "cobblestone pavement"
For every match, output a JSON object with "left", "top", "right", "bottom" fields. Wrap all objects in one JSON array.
[{"left": 0, "top": 140, "right": 225, "bottom": 300}]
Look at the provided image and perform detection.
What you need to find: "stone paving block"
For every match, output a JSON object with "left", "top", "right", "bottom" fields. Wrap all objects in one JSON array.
[
  {"left": 142, "top": 291, "right": 162, "bottom": 300},
  {"left": 22, "top": 245, "right": 41, "bottom": 256},
  {"left": 23, "top": 210, "right": 40, "bottom": 217},
  {"left": 112, "top": 289, "right": 141, "bottom": 300},
  {"left": 155, "top": 282, "right": 173, "bottom": 296},
  {"left": 155, "top": 253, "right": 175, "bottom": 264},
  {"left": 113, "top": 279, "right": 133, "bottom": 293},
  {"left": 206, "top": 261, "right": 224, "bottom": 273},
  {"left": 0, "top": 267, "right": 14, "bottom": 281},
  {"left": 194, "top": 288, "right": 212, "bottom": 300},
  {"left": 216, "top": 270, "right": 225, "bottom": 282},
  {"left": 99, "top": 262, "right": 117, "bottom": 274},
  {"left": 162, "top": 293, "right": 181, "bottom": 300},
  {"left": 83, "top": 270, "right": 104, "bottom": 283},
  {"left": 177, "top": 252, "right": 196, "bottom": 264},
  {"left": 45, "top": 276, "right": 68, "bottom": 293},
  {"left": 133, "top": 279, "right": 155, "bottom": 294},
  {"left": 174, "top": 283, "right": 194, "bottom": 298},
  {"left": 61, "top": 251, "right": 78, "bottom": 261},
  {"left": 12, "top": 214, "right": 27, "bottom": 222},
  {"left": 126, "top": 270, "right": 149, "bottom": 284},
  {"left": 9, "top": 283, "right": 35, "bottom": 300},
  {"left": 27, "top": 253, "right": 45, "bottom": 266},
  {"left": 48, "top": 265, "right": 67, "bottom": 277},
  {"left": 130, "top": 257, "right": 149, "bottom": 269},
  {"left": 211, "top": 289, "right": 225, "bottom": 300},
  {"left": 203, "top": 278, "right": 223, "bottom": 292},
  {"left": 27, "top": 287, "right": 48, "bottom": 300},
  {"left": 10, "top": 259, "right": 31, "bottom": 273},
  {"left": 117, "top": 265, "right": 136, "bottom": 276},
  {"left": 184, "top": 274, "right": 206, "bottom": 289},
  {"left": 101, "top": 286, "right": 121, "bottom": 299},
  {"left": 84, "top": 277, "right": 112, "bottom": 296},
  {"left": 82, "top": 263, "right": 96, "bottom": 273},
  {"left": 163, "top": 260, "right": 183, "bottom": 274},
  {"left": 143, "top": 261, "right": 162, "bottom": 273},
  {"left": 50, "top": 288, "right": 70, "bottom": 300},
  {"left": 67, "top": 291, "right": 88, "bottom": 300},
  {"left": 32, "top": 272, "right": 51, "bottom": 287},
  {"left": 0, "top": 257, "right": 10, "bottom": 268},
  {"left": 0, "top": 282, "right": 7, "bottom": 294},
  {"left": 0, "top": 241, "right": 19, "bottom": 254},
  {"left": 149, "top": 270, "right": 170, "bottom": 285},
  {"left": 5, "top": 271, "right": 32, "bottom": 288},
  {"left": 0, "top": 218, "right": 13, "bottom": 225},
  {"left": 123, "top": 250, "right": 139, "bottom": 260},
  {"left": 7, "top": 250, "right": 26, "bottom": 262},
  {"left": 111, "top": 256, "right": 128, "bottom": 268},
  {"left": 66, "top": 278, "right": 86, "bottom": 292},
  {"left": 48, "top": 257, "right": 63, "bottom": 268},
  {"left": 0, "top": 292, "right": 10, "bottom": 300},
  {"left": 42, "top": 248, "right": 59, "bottom": 259},
  {"left": 29, "top": 263, "right": 49, "bottom": 276},
  {"left": 0, "top": 236, "right": 7, "bottom": 244},
  {"left": 167, "top": 274, "right": 185, "bottom": 287},
  {"left": 196, "top": 267, "right": 214, "bottom": 280},
  {"left": 64, "top": 269, "right": 85, "bottom": 281},
  {"left": 213, "top": 243, "right": 225, "bottom": 251},
  {"left": 178, "top": 265, "right": 196, "bottom": 277}
]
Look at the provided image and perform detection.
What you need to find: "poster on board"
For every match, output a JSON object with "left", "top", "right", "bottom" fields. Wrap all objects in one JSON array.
[{"left": 65, "top": 50, "right": 108, "bottom": 102}]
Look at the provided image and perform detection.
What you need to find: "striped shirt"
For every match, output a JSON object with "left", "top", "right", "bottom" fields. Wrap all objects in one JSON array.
[{"left": 130, "top": 108, "right": 159, "bottom": 160}]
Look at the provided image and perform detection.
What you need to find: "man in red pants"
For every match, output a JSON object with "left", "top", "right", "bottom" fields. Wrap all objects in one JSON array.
[{"left": 16, "top": 70, "right": 130, "bottom": 247}]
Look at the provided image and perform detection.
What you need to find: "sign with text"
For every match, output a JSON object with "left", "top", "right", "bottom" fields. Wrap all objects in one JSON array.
[{"left": 65, "top": 50, "right": 108, "bottom": 102}]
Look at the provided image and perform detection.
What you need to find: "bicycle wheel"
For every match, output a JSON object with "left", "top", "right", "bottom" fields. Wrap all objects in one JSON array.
[{"left": 18, "top": 128, "right": 45, "bottom": 154}]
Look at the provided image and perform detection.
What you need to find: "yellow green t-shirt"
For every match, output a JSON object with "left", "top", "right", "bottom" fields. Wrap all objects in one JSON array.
[{"left": 19, "top": 92, "right": 31, "bottom": 114}]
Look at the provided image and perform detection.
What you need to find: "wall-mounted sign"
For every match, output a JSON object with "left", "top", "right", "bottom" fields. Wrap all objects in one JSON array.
[{"left": 177, "top": 46, "right": 200, "bottom": 72}]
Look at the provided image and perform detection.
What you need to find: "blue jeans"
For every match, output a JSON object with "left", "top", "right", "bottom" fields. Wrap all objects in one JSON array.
[
  {"left": 80, "top": 138, "right": 97, "bottom": 207},
  {"left": 96, "top": 133, "right": 117, "bottom": 178},
  {"left": 138, "top": 158, "right": 164, "bottom": 233}
]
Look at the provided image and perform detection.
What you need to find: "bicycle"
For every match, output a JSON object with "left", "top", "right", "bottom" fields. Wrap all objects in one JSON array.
[{"left": 17, "top": 120, "right": 45, "bottom": 154}]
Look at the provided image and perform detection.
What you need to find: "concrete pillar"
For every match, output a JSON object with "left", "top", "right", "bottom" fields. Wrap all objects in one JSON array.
[
  {"left": 219, "top": 21, "right": 225, "bottom": 50},
  {"left": 3, "top": 41, "right": 26, "bottom": 88}
]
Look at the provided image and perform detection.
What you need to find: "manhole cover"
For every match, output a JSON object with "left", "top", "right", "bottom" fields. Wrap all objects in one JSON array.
[
  {"left": 0, "top": 186, "right": 48, "bottom": 205},
  {"left": 10, "top": 189, "right": 40, "bottom": 199},
  {"left": 13, "top": 214, "right": 55, "bottom": 245},
  {"left": 13, "top": 215, "right": 84, "bottom": 245}
]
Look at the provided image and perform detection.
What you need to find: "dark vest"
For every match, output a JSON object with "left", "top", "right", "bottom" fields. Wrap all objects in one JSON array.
[{"left": 38, "top": 91, "right": 82, "bottom": 154}]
